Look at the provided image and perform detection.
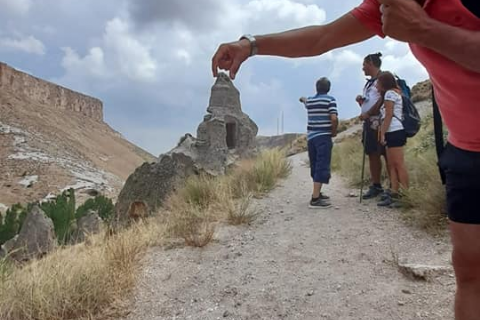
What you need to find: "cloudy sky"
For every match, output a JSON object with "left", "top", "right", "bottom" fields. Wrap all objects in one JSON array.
[{"left": 0, "top": 0, "right": 428, "bottom": 156}]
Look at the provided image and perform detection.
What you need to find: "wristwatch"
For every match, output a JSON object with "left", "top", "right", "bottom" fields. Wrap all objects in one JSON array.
[{"left": 239, "top": 34, "right": 258, "bottom": 57}]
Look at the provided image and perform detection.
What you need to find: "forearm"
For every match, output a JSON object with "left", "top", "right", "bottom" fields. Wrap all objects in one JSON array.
[
  {"left": 331, "top": 118, "right": 339, "bottom": 136},
  {"left": 367, "top": 99, "right": 384, "bottom": 117},
  {"left": 418, "top": 19, "right": 480, "bottom": 73},
  {"left": 255, "top": 13, "right": 373, "bottom": 58},
  {"left": 381, "top": 116, "right": 392, "bottom": 135}
]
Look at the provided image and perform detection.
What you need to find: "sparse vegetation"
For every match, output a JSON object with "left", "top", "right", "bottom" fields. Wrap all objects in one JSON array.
[
  {"left": 166, "top": 149, "right": 290, "bottom": 247},
  {"left": 332, "top": 115, "right": 448, "bottom": 233},
  {"left": 75, "top": 195, "right": 115, "bottom": 222},
  {"left": 0, "top": 204, "right": 28, "bottom": 246},
  {"left": 0, "top": 149, "right": 291, "bottom": 320},
  {"left": 0, "top": 221, "right": 165, "bottom": 320},
  {"left": 40, "top": 188, "right": 76, "bottom": 244},
  {"left": 0, "top": 191, "right": 116, "bottom": 247}
]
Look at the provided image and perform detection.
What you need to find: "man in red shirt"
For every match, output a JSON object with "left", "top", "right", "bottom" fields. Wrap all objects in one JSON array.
[{"left": 211, "top": 1, "right": 480, "bottom": 319}]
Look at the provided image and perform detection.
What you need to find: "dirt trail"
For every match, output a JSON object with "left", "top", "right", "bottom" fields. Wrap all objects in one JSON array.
[{"left": 124, "top": 152, "right": 454, "bottom": 320}]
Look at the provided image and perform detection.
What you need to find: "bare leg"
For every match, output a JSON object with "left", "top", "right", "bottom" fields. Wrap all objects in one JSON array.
[
  {"left": 313, "top": 182, "right": 322, "bottom": 198},
  {"left": 450, "top": 222, "right": 480, "bottom": 320}
]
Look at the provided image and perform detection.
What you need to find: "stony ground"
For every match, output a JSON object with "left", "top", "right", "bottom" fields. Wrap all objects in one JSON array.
[{"left": 124, "top": 152, "right": 454, "bottom": 320}]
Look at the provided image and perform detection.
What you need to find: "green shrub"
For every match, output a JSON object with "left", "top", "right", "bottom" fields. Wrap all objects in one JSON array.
[
  {"left": 0, "top": 204, "right": 29, "bottom": 246},
  {"left": 76, "top": 195, "right": 114, "bottom": 222},
  {"left": 40, "top": 189, "right": 76, "bottom": 245}
]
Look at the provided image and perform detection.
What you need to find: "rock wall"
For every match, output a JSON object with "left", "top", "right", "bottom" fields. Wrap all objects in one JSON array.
[{"left": 0, "top": 62, "right": 103, "bottom": 121}]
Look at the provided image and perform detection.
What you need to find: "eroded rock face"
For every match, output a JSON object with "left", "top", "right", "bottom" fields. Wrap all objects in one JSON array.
[
  {"left": 114, "top": 73, "right": 258, "bottom": 227},
  {"left": 10, "top": 206, "right": 57, "bottom": 261},
  {"left": 74, "top": 210, "right": 104, "bottom": 243},
  {"left": 113, "top": 153, "right": 199, "bottom": 228}
]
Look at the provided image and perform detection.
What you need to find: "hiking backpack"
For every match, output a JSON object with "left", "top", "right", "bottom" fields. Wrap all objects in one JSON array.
[
  {"left": 392, "top": 75, "right": 420, "bottom": 138},
  {"left": 399, "top": 96, "right": 421, "bottom": 138},
  {"left": 395, "top": 75, "right": 412, "bottom": 99}
]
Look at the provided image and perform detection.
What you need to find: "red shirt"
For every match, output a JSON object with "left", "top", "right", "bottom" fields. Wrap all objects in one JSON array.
[{"left": 352, "top": 0, "right": 480, "bottom": 152}]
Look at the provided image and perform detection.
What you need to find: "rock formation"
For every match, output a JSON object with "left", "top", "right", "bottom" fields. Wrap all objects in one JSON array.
[
  {"left": 0, "top": 62, "right": 103, "bottom": 121},
  {"left": 113, "top": 73, "right": 258, "bottom": 227},
  {"left": 9, "top": 206, "right": 57, "bottom": 261}
]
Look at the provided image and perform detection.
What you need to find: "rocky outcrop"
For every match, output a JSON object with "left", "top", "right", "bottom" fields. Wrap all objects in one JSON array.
[
  {"left": 256, "top": 134, "right": 304, "bottom": 151},
  {"left": 0, "top": 62, "right": 103, "bottom": 121},
  {"left": 113, "top": 73, "right": 258, "bottom": 227},
  {"left": 411, "top": 80, "right": 432, "bottom": 103},
  {"left": 0, "top": 61, "right": 156, "bottom": 207},
  {"left": 113, "top": 153, "right": 199, "bottom": 228},
  {"left": 74, "top": 210, "right": 104, "bottom": 243},
  {"left": 9, "top": 206, "right": 57, "bottom": 261}
]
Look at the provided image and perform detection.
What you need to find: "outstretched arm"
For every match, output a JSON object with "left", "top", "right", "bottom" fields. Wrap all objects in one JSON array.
[{"left": 212, "top": 13, "right": 374, "bottom": 79}]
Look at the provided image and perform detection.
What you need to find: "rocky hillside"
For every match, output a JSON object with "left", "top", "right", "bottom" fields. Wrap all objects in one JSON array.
[
  {"left": 0, "top": 63, "right": 155, "bottom": 209},
  {"left": 256, "top": 134, "right": 303, "bottom": 151}
]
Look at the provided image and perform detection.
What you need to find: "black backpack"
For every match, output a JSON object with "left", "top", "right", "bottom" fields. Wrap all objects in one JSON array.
[{"left": 394, "top": 95, "right": 421, "bottom": 138}]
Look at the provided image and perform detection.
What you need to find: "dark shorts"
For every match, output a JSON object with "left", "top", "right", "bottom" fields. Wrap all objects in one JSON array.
[
  {"left": 385, "top": 130, "right": 407, "bottom": 148},
  {"left": 439, "top": 143, "right": 480, "bottom": 224},
  {"left": 308, "top": 135, "right": 333, "bottom": 184},
  {"left": 362, "top": 122, "right": 385, "bottom": 155}
]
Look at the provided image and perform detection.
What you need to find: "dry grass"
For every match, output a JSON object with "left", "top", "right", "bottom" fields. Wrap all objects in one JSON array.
[
  {"left": 0, "top": 149, "right": 292, "bottom": 320},
  {"left": 166, "top": 149, "right": 291, "bottom": 245},
  {"left": 0, "top": 221, "right": 165, "bottom": 320},
  {"left": 331, "top": 137, "right": 375, "bottom": 187},
  {"left": 225, "top": 196, "right": 257, "bottom": 226},
  {"left": 332, "top": 117, "right": 447, "bottom": 234}
]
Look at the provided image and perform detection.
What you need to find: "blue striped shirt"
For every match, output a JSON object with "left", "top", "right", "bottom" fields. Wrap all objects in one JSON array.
[{"left": 305, "top": 94, "right": 338, "bottom": 140}]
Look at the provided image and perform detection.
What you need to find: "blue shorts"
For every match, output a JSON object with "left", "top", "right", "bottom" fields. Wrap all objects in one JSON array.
[{"left": 308, "top": 135, "right": 333, "bottom": 184}]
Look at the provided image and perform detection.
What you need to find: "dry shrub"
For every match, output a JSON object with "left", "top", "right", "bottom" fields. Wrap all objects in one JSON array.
[{"left": 0, "top": 221, "right": 165, "bottom": 320}]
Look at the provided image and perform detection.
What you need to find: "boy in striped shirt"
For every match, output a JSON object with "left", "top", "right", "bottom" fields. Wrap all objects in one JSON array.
[{"left": 300, "top": 77, "right": 339, "bottom": 208}]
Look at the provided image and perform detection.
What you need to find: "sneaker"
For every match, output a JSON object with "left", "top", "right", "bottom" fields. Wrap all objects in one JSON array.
[
  {"left": 363, "top": 185, "right": 383, "bottom": 200},
  {"left": 377, "top": 193, "right": 392, "bottom": 207},
  {"left": 319, "top": 193, "right": 330, "bottom": 200},
  {"left": 377, "top": 193, "right": 399, "bottom": 207},
  {"left": 388, "top": 194, "right": 404, "bottom": 209},
  {"left": 309, "top": 198, "right": 332, "bottom": 209},
  {"left": 389, "top": 200, "right": 403, "bottom": 209},
  {"left": 379, "top": 189, "right": 391, "bottom": 201}
]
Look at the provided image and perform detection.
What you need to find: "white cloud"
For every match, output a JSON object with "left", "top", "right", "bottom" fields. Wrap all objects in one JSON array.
[
  {"left": 0, "top": 35, "right": 45, "bottom": 55},
  {"left": 381, "top": 41, "right": 429, "bottom": 83},
  {"left": 329, "top": 49, "right": 364, "bottom": 79},
  {"left": 0, "top": 0, "right": 32, "bottom": 16},
  {"left": 103, "top": 18, "right": 158, "bottom": 82},
  {"left": 243, "top": 0, "right": 326, "bottom": 31},
  {"left": 61, "top": 47, "right": 109, "bottom": 79},
  {"left": 59, "top": 18, "right": 159, "bottom": 84}
]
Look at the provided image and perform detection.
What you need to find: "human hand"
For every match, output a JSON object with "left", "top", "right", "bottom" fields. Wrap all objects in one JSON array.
[
  {"left": 359, "top": 113, "right": 369, "bottom": 121},
  {"left": 356, "top": 95, "right": 364, "bottom": 105},
  {"left": 379, "top": 134, "right": 386, "bottom": 146},
  {"left": 299, "top": 97, "right": 307, "bottom": 104},
  {"left": 378, "top": 0, "right": 432, "bottom": 42},
  {"left": 212, "top": 39, "right": 251, "bottom": 80}
]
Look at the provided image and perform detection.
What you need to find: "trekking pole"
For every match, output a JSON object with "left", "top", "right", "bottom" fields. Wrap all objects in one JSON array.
[{"left": 359, "top": 126, "right": 367, "bottom": 203}]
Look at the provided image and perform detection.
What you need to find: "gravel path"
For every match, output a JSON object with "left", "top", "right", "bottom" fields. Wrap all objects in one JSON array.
[{"left": 124, "top": 152, "right": 454, "bottom": 320}]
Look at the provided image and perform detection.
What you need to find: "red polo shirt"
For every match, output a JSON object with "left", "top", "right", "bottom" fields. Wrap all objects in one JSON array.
[{"left": 351, "top": 0, "right": 480, "bottom": 152}]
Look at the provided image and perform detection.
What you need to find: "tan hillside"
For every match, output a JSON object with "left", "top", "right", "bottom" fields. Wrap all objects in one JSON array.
[{"left": 0, "top": 63, "right": 156, "bottom": 208}]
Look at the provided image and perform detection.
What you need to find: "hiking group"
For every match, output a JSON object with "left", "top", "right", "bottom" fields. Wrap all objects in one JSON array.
[
  {"left": 298, "top": 52, "right": 418, "bottom": 209},
  {"left": 211, "top": 0, "right": 480, "bottom": 319}
]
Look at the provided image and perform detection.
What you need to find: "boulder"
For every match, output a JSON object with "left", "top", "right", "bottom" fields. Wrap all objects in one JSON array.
[
  {"left": 74, "top": 210, "right": 103, "bottom": 243},
  {"left": 10, "top": 206, "right": 56, "bottom": 261}
]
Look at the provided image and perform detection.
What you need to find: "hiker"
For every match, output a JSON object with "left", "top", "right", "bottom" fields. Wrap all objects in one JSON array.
[
  {"left": 356, "top": 52, "right": 387, "bottom": 200},
  {"left": 375, "top": 71, "right": 409, "bottom": 207},
  {"left": 299, "top": 77, "right": 338, "bottom": 209},
  {"left": 211, "top": 1, "right": 480, "bottom": 319}
]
